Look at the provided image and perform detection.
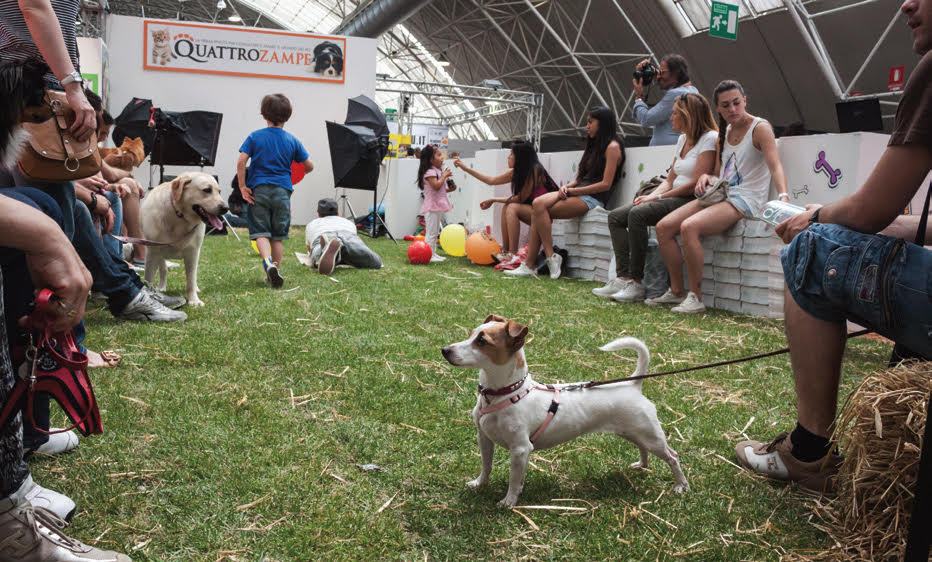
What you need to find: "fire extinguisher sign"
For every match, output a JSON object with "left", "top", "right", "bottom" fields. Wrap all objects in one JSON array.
[{"left": 888, "top": 66, "right": 905, "bottom": 91}]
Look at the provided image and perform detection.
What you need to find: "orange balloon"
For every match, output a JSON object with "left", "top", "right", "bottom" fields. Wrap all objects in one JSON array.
[
  {"left": 465, "top": 231, "right": 501, "bottom": 265},
  {"left": 413, "top": 234, "right": 425, "bottom": 242}
]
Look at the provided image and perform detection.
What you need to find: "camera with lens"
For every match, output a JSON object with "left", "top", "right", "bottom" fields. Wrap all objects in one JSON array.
[{"left": 632, "top": 62, "right": 658, "bottom": 85}]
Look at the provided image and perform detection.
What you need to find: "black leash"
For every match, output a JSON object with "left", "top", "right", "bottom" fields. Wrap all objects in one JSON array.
[{"left": 585, "top": 329, "right": 873, "bottom": 387}]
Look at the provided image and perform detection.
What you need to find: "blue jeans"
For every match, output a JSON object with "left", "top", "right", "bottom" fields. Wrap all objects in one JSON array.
[
  {"left": 0, "top": 188, "right": 69, "bottom": 452},
  {"left": 782, "top": 224, "right": 932, "bottom": 357},
  {"left": 72, "top": 201, "right": 142, "bottom": 314},
  {"left": 246, "top": 184, "right": 292, "bottom": 240},
  {"left": 101, "top": 191, "right": 124, "bottom": 260},
  {"left": 6, "top": 168, "right": 76, "bottom": 240}
]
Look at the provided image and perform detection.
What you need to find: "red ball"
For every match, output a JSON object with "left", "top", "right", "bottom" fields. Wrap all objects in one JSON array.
[
  {"left": 407, "top": 241, "right": 432, "bottom": 264},
  {"left": 290, "top": 161, "right": 306, "bottom": 185}
]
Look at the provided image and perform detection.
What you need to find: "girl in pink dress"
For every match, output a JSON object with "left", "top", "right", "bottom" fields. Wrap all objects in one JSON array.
[{"left": 416, "top": 145, "right": 455, "bottom": 262}]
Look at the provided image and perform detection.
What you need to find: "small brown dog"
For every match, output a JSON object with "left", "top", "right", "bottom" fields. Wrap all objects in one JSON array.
[{"left": 100, "top": 137, "right": 144, "bottom": 171}]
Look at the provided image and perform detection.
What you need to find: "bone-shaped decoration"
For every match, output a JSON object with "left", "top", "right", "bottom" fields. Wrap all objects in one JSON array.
[
  {"left": 814, "top": 150, "right": 842, "bottom": 188},
  {"left": 793, "top": 185, "right": 809, "bottom": 199}
]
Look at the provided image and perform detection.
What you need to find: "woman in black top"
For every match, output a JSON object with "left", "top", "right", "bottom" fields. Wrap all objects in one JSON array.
[{"left": 505, "top": 106, "right": 625, "bottom": 278}]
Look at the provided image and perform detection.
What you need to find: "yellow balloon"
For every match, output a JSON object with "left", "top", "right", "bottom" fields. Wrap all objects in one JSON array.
[
  {"left": 251, "top": 240, "right": 260, "bottom": 254},
  {"left": 465, "top": 231, "right": 501, "bottom": 265},
  {"left": 438, "top": 224, "right": 467, "bottom": 257}
]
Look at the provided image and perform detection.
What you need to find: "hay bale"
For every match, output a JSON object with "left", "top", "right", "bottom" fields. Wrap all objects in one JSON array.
[{"left": 790, "top": 361, "right": 930, "bottom": 561}]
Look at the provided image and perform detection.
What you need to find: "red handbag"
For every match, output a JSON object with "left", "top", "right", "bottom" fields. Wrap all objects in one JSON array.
[{"left": 0, "top": 290, "right": 103, "bottom": 436}]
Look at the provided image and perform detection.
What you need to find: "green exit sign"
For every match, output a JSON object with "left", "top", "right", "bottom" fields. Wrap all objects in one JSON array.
[
  {"left": 710, "top": 0, "right": 738, "bottom": 41},
  {"left": 385, "top": 108, "right": 398, "bottom": 122}
]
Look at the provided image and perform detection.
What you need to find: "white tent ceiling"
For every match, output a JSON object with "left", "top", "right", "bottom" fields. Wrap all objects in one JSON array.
[{"left": 93, "top": 0, "right": 918, "bottom": 141}]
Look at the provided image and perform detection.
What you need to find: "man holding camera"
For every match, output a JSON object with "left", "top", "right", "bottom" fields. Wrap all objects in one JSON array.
[{"left": 632, "top": 54, "right": 697, "bottom": 146}]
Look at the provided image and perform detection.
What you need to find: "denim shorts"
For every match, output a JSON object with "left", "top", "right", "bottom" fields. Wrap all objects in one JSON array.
[
  {"left": 577, "top": 194, "right": 603, "bottom": 210},
  {"left": 246, "top": 184, "right": 292, "bottom": 240},
  {"left": 726, "top": 194, "right": 754, "bottom": 218},
  {"left": 782, "top": 224, "right": 931, "bottom": 357}
]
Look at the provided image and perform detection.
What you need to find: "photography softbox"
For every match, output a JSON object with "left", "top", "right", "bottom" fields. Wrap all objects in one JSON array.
[
  {"left": 345, "top": 95, "right": 390, "bottom": 159},
  {"left": 113, "top": 97, "right": 223, "bottom": 166},
  {"left": 325, "top": 121, "right": 382, "bottom": 190}
]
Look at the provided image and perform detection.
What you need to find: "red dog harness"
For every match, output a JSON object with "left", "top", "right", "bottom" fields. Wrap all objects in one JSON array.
[{"left": 477, "top": 377, "right": 562, "bottom": 443}]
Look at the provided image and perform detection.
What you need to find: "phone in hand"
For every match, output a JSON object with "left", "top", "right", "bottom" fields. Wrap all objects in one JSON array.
[{"left": 758, "top": 200, "right": 805, "bottom": 226}]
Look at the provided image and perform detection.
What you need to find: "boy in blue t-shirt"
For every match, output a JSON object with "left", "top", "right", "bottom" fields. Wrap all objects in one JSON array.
[{"left": 236, "top": 93, "right": 314, "bottom": 287}]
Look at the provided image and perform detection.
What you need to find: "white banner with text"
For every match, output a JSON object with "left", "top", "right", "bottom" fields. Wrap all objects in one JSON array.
[{"left": 143, "top": 19, "right": 346, "bottom": 83}]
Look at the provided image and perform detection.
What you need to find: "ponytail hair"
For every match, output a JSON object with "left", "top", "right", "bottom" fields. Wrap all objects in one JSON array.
[
  {"left": 712, "top": 80, "right": 746, "bottom": 159},
  {"left": 416, "top": 145, "right": 438, "bottom": 190}
]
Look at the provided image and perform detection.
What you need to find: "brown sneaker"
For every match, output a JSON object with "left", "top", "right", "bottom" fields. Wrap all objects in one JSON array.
[
  {"left": 735, "top": 431, "right": 843, "bottom": 495},
  {"left": 0, "top": 498, "right": 130, "bottom": 561}
]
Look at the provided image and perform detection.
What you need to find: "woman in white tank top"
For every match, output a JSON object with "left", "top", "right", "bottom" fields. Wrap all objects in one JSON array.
[{"left": 649, "top": 80, "right": 790, "bottom": 313}]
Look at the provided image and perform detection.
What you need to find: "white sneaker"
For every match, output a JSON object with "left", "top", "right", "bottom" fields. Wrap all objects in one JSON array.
[
  {"left": 592, "top": 277, "right": 630, "bottom": 298},
  {"left": 644, "top": 289, "right": 687, "bottom": 306},
  {"left": 503, "top": 263, "right": 537, "bottom": 276},
  {"left": 546, "top": 253, "right": 562, "bottom": 279},
  {"left": 611, "top": 280, "right": 645, "bottom": 302},
  {"left": 671, "top": 292, "right": 706, "bottom": 313},
  {"left": 31, "top": 430, "right": 79, "bottom": 456},
  {"left": 429, "top": 254, "right": 446, "bottom": 263},
  {"left": 24, "top": 478, "right": 76, "bottom": 522},
  {"left": 118, "top": 288, "right": 187, "bottom": 322},
  {"left": 0, "top": 495, "right": 131, "bottom": 561}
]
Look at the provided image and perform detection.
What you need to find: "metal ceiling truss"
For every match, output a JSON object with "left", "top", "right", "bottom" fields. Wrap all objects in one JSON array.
[
  {"left": 376, "top": 77, "right": 543, "bottom": 146},
  {"left": 782, "top": 0, "right": 903, "bottom": 112},
  {"left": 378, "top": 29, "right": 487, "bottom": 140},
  {"left": 407, "top": 0, "right": 658, "bottom": 139}
]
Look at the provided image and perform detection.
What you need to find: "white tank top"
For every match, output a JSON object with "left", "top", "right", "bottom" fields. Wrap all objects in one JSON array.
[{"left": 720, "top": 117, "right": 772, "bottom": 216}]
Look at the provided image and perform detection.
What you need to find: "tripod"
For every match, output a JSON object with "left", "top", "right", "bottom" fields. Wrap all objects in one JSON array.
[
  {"left": 337, "top": 186, "right": 398, "bottom": 244},
  {"left": 336, "top": 188, "right": 357, "bottom": 222}
]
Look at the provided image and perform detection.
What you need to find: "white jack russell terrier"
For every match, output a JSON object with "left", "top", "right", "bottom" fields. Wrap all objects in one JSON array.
[{"left": 441, "top": 315, "right": 689, "bottom": 506}]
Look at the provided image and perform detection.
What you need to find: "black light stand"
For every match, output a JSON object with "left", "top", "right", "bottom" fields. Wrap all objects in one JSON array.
[{"left": 336, "top": 187, "right": 357, "bottom": 221}]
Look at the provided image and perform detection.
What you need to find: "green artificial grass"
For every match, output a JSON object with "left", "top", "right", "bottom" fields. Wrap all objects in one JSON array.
[{"left": 34, "top": 228, "right": 892, "bottom": 560}]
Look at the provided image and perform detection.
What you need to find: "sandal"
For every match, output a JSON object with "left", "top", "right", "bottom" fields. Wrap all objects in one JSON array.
[{"left": 88, "top": 349, "right": 121, "bottom": 369}]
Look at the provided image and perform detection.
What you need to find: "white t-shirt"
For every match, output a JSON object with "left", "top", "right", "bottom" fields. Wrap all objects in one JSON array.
[
  {"left": 305, "top": 215, "right": 357, "bottom": 249},
  {"left": 671, "top": 130, "right": 718, "bottom": 190}
]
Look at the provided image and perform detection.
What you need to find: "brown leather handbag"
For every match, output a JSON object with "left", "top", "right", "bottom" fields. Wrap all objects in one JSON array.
[{"left": 18, "top": 90, "right": 100, "bottom": 182}]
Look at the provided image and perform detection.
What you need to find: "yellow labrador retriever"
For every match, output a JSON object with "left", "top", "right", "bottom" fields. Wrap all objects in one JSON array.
[{"left": 140, "top": 172, "right": 228, "bottom": 307}]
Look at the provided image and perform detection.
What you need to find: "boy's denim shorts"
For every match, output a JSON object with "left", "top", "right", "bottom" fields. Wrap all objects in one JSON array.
[
  {"left": 246, "top": 184, "right": 292, "bottom": 241},
  {"left": 782, "top": 223, "right": 931, "bottom": 357}
]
